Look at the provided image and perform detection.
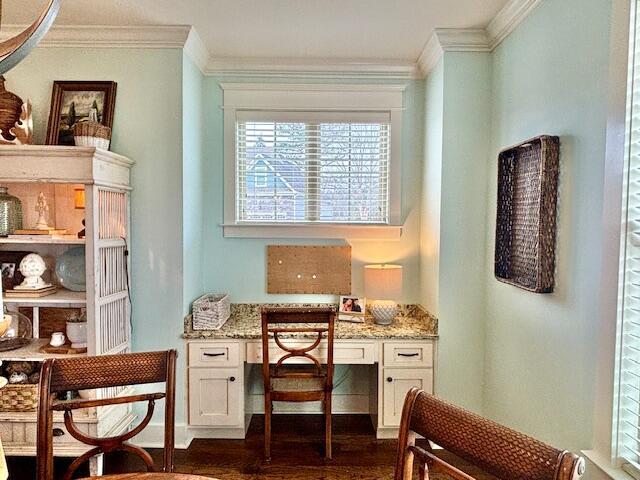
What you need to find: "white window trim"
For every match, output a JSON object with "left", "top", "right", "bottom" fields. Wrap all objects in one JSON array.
[
  {"left": 221, "top": 83, "right": 405, "bottom": 239},
  {"left": 592, "top": 0, "right": 635, "bottom": 477}
]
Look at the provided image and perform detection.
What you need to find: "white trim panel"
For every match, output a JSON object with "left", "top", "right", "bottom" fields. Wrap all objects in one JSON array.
[
  {"left": 221, "top": 224, "right": 403, "bottom": 240},
  {"left": 221, "top": 83, "right": 405, "bottom": 110}
]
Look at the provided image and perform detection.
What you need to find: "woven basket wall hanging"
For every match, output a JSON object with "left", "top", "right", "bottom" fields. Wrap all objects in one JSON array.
[{"left": 494, "top": 135, "right": 560, "bottom": 293}]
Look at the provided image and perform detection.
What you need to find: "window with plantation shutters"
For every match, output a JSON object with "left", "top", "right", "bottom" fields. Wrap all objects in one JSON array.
[
  {"left": 235, "top": 112, "right": 390, "bottom": 224},
  {"left": 221, "top": 83, "right": 403, "bottom": 238},
  {"left": 616, "top": 2, "right": 640, "bottom": 477}
]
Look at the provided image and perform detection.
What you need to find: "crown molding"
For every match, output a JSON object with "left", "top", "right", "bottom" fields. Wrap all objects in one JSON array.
[
  {"left": 487, "top": 0, "right": 544, "bottom": 49},
  {"left": 183, "top": 27, "right": 209, "bottom": 73},
  {"left": 205, "top": 57, "right": 419, "bottom": 79},
  {"left": 417, "top": 28, "right": 490, "bottom": 77},
  {"left": 1, "top": 0, "right": 543, "bottom": 79},
  {"left": 417, "top": 0, "right": 543, "bottom": 77},
  {"left": 0, "top": 24, "right": 192, "bottom": 48}
]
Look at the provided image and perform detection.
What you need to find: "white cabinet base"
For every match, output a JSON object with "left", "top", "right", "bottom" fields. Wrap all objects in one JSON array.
[
  {"left": 188, "top": 367, "right": 243, "bottom": 427},
  {"left": 186, "top": 338, "right": 436, "bottom": 440}
]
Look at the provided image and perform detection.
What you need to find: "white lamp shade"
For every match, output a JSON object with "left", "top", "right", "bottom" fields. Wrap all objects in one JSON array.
[{"left": 364, "top": 264, "right": 403, "bottom": 300}]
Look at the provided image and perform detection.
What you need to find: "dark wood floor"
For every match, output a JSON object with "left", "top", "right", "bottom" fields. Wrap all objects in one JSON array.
[{"left": 7, "top": 415, "right": 495, "bottom": 479}]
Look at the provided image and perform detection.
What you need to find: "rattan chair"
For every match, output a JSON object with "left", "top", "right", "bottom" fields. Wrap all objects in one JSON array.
[
  {"left": 261, "top": 307, "right": 336, "bottom": 461},
  {"left": 395, "top": 388, "right": 585, "bottom": 480},
  {"left": 36, "top": 350, "right": 189, "bottom": 480}
]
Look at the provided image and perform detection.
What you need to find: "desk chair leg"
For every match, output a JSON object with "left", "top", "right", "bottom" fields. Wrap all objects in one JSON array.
[
  {"left": 325, "top": 394, "right": 332, "bottom": 460},
  {"left": 264, "top": 393, "right": 272, "bottom": 462}
]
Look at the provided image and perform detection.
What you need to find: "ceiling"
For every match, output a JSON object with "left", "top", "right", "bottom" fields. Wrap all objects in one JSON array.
[{"left": 2, "top": 0, "right": 508, "bottom": 62}]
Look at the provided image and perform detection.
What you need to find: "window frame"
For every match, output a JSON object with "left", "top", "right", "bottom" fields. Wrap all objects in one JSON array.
[{"left": 221, "top": 83, "right": 404, "bottom": 239}]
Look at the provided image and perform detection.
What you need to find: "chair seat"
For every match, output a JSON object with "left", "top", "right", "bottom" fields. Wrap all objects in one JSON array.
[
  {"left": 270, "top": 364, "right": 327, "bottom": 392},
  {"left": 81, "top": 473, "right": 217, "bottom": 479}
]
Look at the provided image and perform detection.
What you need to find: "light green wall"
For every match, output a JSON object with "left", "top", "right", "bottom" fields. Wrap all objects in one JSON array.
[
  {"left": 201, "top": 77, "right": 425, "bottom": 304},
  {"left": 420, "top": 58, "right": 443, "bottom": 316},
  {"left": 5, "top": 47, "right": 188, "bottom": 422},
  {"left": 439, "top": 52, "right": 492, "bottom": 412},
  {"left": 182, "top": 53, "right": 206, "bottom": 314},
  {"left": 421, "top": 53, "right": 491, "bottom": 412},
  {"left": 483, "top": 0, "right": 612, "bottom": 451}
]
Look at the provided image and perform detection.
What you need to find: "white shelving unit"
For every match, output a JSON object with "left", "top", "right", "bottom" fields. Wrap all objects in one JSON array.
[
  {"left": 1, "top": 236, "right": 85, "bottom": 245},
  {"left": 0, "top": 146, "right": 136, "bottom": 467}
]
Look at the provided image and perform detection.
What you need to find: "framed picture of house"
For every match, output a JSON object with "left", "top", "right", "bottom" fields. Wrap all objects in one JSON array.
[{"left": 45, "top": 81, "right": 117, "bottom": 145}]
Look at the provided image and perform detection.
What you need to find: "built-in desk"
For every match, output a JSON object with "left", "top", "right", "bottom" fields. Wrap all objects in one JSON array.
[{"left": 183, "top": 304, "right": 437, "bottom": 439}]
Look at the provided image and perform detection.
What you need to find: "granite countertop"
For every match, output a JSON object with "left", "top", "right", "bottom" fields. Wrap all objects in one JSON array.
[{"left": 183, "top": 303, "right": 438, "bottom": 340}]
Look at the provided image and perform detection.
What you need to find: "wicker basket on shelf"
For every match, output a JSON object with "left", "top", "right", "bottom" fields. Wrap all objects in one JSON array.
[
  {"left": 192, "top": 293, "right": 230, "bottom": 330},
  {"left": 0, "top": 383, "right": 38, "bottom": 412}
]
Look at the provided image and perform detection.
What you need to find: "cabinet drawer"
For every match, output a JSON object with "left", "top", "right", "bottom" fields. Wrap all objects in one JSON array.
[
  {"left": 246, "top": 340, "right": 375, "bottom": 365},
  {"left": 188, "top": 342, "right": 240, "bottom": 367},
  {"left": 382, "top": 368, "right": 433, "bottom": 427},
  {"left": 188, "top": 367, "right": 242, "bottom": 426},
  {"left": 383, "top": 342, "right": 433, "bottom": 368}
]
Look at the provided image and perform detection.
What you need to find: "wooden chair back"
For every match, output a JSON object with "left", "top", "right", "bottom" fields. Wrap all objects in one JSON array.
[
  {"left": 261, "top": 307, "right": 337, "bottom": 391},
  {"left": 395, "top": 388, "right": 585, "bottom": 480},
  {"left": 37, "top": 350, "right": 177, "bottom": 480},
  {"left": 260, "top": 307, "right": 337, "bottom": 460}
]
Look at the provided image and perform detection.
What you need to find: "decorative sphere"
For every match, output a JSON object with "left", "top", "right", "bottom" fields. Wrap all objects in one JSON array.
[{"left": 19, "top": 253, "right": 46, "bottom": 278}]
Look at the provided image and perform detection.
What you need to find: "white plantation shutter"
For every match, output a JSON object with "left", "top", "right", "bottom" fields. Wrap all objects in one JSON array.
[
  {"left": 617, "top": 2, "right": 640, "bottom": 477},
  {"left": 235, "top": 111, "right": 390, "bottom": 224}
]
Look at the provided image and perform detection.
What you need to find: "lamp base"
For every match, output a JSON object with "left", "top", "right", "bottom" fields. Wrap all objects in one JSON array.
[{"left": 370, "top": 300, "right": 398, "bottom": 325}]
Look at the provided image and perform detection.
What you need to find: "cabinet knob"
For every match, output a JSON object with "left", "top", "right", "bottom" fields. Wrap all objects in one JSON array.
[
  {"left": 53, "top": 428, "right": 65, "bottom": 437},
  {"left": 230, "top": 376, "right": 236, "bottom": 382},
  {"left": 386, "top": 377, "right": 393, "bottom": 383}
]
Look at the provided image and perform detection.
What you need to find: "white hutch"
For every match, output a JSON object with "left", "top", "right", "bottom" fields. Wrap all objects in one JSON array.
[{"left": 0, "top": 146, "right": 135, "bottom": 473}]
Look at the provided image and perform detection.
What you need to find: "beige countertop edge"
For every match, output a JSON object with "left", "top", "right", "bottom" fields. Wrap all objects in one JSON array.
[{"left": 182, "top": 333, "right": 439, "bottom": 340}]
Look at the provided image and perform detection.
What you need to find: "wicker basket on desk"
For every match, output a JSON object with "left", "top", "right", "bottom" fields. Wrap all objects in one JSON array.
[
  {"left": 0, "top": 383, "right": 38, "bottom": 411},
  {"left": 192, "top": 293, "right": 230, "bottom": 330}
]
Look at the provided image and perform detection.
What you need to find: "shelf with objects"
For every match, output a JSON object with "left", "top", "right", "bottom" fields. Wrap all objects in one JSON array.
[{"left": 0, "top": 145, "right": 136, "bottom": 468}]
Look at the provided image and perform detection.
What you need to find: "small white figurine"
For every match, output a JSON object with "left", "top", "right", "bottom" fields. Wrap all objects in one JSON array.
[
  {"left": 33, "top": 191, "right": 51, "bottom": 230},
  {"left": 15, "top": 253, "right": 51, "bottom": 290},
  {"left": 49, "top": 331, "right": 66, "bottom": 347}
]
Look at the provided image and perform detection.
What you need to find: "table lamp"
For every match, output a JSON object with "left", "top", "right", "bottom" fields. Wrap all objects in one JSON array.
[{"left": 364, "top": 264, "right": 403, "bottom": 325}]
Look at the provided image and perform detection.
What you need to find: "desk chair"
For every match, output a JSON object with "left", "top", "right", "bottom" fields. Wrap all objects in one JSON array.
[
  {"left": 36, "top": 350, "right": 210, "bottom": 480},
  {"left": 395, "top": 388, "right": 585, "bottom": 480},
  {"left": 261, "top": 307, "right": 336, "bottom": 461}
]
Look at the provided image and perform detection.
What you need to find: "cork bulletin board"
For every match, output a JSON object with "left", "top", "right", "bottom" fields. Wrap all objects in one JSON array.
[{"left": 267, "top": 245, "right": 351, "bottom": 294}]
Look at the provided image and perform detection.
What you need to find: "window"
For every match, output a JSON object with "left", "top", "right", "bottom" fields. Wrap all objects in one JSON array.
[
  {"left": 615, "top": 2, "right": 640, "bottom": 477},
  {"left": 222, "top": 83, "right": 404, "bottom": 238},
  {"left": 236, "top": 115, "right": 390, "bottom": 224}
]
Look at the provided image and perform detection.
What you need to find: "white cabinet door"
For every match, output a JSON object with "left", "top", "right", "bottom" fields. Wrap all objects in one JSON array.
[
  {"left": 188, "top": 368, "right": 242, "bottom": 426},
  {"left": 382, "top": 368, "right": 433, "bottom": 427}
]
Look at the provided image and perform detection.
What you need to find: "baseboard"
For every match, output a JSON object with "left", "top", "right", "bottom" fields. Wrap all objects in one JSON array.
[
  {"left": 188, "top": 426, "right": 248, "bottom": 440},
  {"left": 132, "top": 422, "right": 191, "bottom": 449},
  {"left": 375, "top": 426, "right": 400, "bottom": 439}
]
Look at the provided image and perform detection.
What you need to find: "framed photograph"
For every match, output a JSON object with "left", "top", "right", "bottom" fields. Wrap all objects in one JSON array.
[
  {"left": 0, "top": 251, "right": 29, "bottom": 290},
  {"left": 46, "top": 81, "right": 117, "bottom": 145},
  {"left": 338, "top": 296, "right": 366, "bottom": 322}
]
